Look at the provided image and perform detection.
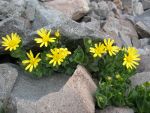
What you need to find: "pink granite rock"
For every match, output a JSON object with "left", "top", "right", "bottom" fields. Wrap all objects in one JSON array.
[
  {"left": 43, "top": 0, "right": 89, "bottom": 20},
  {"left": 13, "top": 65, "right": 97, "bottom": 113}
]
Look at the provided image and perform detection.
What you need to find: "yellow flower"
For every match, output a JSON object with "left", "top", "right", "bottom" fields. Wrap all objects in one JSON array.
[
  {"left": 104, "top": 38, "right": 119, "bottom": 56},
  {"left": 55, "top": 29, "right": 61, "bottom": 38},
  {"left": 59, "top": 48, "right": 71, "bottom": 59},
  {"left": 22, "top": 50, "right": 41, "bottom": 72},
  {"left": 90, "top": 43, "right": 106, "bottom": 58},
  {"left": 34, "top": 28, "right": 56, "bottom": 47},
  {"left": 127, "top": 47, "right": 138, "bottom": 55},
  {"left": 123, "top": 47, "right": 140, "bottom": 70},
  {"left": 46, "top": 48, "right": 71, "bottom": 66},
  {"left": 1, "top": 33, "right": 21, "bottom": 51}
]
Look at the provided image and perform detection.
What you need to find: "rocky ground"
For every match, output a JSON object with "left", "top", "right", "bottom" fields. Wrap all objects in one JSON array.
[{"left": 0, "top": 0, "right": 150, "bottom": 113}]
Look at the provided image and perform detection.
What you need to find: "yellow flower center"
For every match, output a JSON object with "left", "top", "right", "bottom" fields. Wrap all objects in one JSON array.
[
  {"left": 42, "top": 36, "right": 49, "bottom": 42},
  {"left": 106, "top": 45, "right": 112, "bottom": 51},
  {"left": 8, "top": 40, "right": 18, "bottom": 47},
  {"left": 30, "top": 58, "right": 36, "bottom": 65},
  {"left": 53, "top": 52, "right": 63, "bottom": 62},
  {"left": 125, "top": 55, "right": 133, "bottom": 62},
  {"left": 95, "top": 47, "right": 104, "bottom": 54}
]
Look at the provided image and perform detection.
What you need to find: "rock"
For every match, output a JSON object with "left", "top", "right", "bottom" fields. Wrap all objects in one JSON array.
[
  {"left": 138, "top": 44, "right": 150, "bottom": 56},
  {"left": 0, "top": 64, "right": 18, "bottom": 110},
  {"left": 133, "top": 2, "right": 144, "bottom": 15},
  {"left": 90, "top": 1, "right": 99, "bottom": 11},
  {"left": 103, "top": 17, "right": 140, "bottom": 47},
  {"left": 8, "top": 65, "right": 96, "bottom": 113},
  {"left": 39, "top": 0, "right": 53, "bottom": 2},
  {"left": 134, "top": 9, "right": 150, "bottom": 38},
  {"left": 142, "top": 0, "right": 150, "bottom": 10},
  {"left": 107, "top": 1, "right": 120, "bottom": 18},
  {"left": 81, "top": 18, "right": 101, "bottom": 31},
  {"left": 37, "top": 65, "right": 96, "bottom": 113},
  {"left": 31, "top": 6, "right": 106, "bottom": 43},
  {"left": 96, "top": 106, "right": 134, "bottom": 113},
  {"left": 37, "top": 90, "right": 86, "bottom": 113},
  {"left": 122, "top": 0, "right": 143, "bottom": 15},
  {"left": 138, "top": 47, "right": 150, "bottom": 56},
  {"left": 89, "top": 1, "right": 120, "bottom": 20},
  {"left": 88, "top": 11, "right": 101, "bottom": 20},
  {"left": 16, "top": 99, "right": 36, "bottom": 113},
  {"left": 0, "top": 0, "right": 25, "bottom": 20},
  {"left": 121, "top": 0, "right": 134, "bottom": 14},
  {"left": 130, "top": 72, "right": 150, "bottom": 87},
  {"left": 140, "top": 38, "right": 150, "bottom": 47},
  {"left": 135, "top": 21, "right": 150, "bottom": 38},
  {"left": 113, "top": 0, "right": 123, "bottom": 10},
  {"left": 25, "top": 0, "right": 37, "bottom": 21},
  {"left": 62, "top": 65, "right": 97, "bottom": 112},
  {"left": 96, "top": 1, "right": 109, "bottom": 19},
  {"left": 11, "top": 71, "right": 69, "bottom": 101},
  {"left": 0, "top": 64, "right": 18, "bottom": 99},
  {"left": 7, "top": 66, "right": 69, "bottom": 113},
  {"left": 138, "top": 55, "right": 150, "bottom": 72},
  {"left": 42, "top": 0, "right": 89, "bottom": 20}
]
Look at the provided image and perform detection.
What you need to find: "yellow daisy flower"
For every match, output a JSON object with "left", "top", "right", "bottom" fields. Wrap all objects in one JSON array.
[
  {"left": 34, "top": 28, "right": 56, "bottom": 47},
  {"left": 59, "top": 48, "right": 71, "bottom": 59},
  {"left": 104, "top": 38, "right": 120, "bottom": 56},
  {"left": 46, "top": 48, "right": 71, "bottom": 66},
  {"left": 127, "top": 47, "right": 138, "bottom": 55},
  {"left": 55, "top": 29, "right": 61, "bottom": 38},
  {"left": 90, "top": 43, "right": 106, "bottom": 58},
  {"left": 1, "top": 33, "right": 21, "bottom": 51},
  {"left": 123, "top": 47, "right": 140, "bottom": 70},
  {"left": 22, "top": 50, "right": 41, "bottom": 72}
]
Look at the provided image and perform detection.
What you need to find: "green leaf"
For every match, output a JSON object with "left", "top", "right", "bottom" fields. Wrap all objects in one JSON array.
[
  {"left": 72, "top": 46, "right": 84, "bottom": 64},
  {"left": 65, "top": 67, "right": 74, "bottom": 75},
  {"left": 10, "top": 47, "right": 26, "bottom": 60},
  {"left": 96, "top": 93, "right": 108, "bottom": 109}
]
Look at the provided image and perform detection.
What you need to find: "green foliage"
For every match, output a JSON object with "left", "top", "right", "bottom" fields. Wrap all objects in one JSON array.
[
  {"left": 96, "top": 77, "right": 150, "bottom": 113},
  {"left": 96, "top": 75, "right": 129, "bottom": 109},
  {"left": 126, "top": 82, "right": 150, "bottom": 113}
]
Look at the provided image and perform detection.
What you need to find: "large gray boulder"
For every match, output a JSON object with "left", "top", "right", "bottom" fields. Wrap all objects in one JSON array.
[
  {"left": 0, "top": 64, "right": 18, "bottom": 111},
  {"left": 8, "top": 65, "right": 97, "bottom": 113},
  {"left": 7, "top": 68, "right": 69, "bottom": 113}
]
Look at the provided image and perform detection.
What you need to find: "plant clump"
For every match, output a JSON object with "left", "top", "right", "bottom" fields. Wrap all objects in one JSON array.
[{"left": 1, "top": 29, "right": 149, "bottom": 113}]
